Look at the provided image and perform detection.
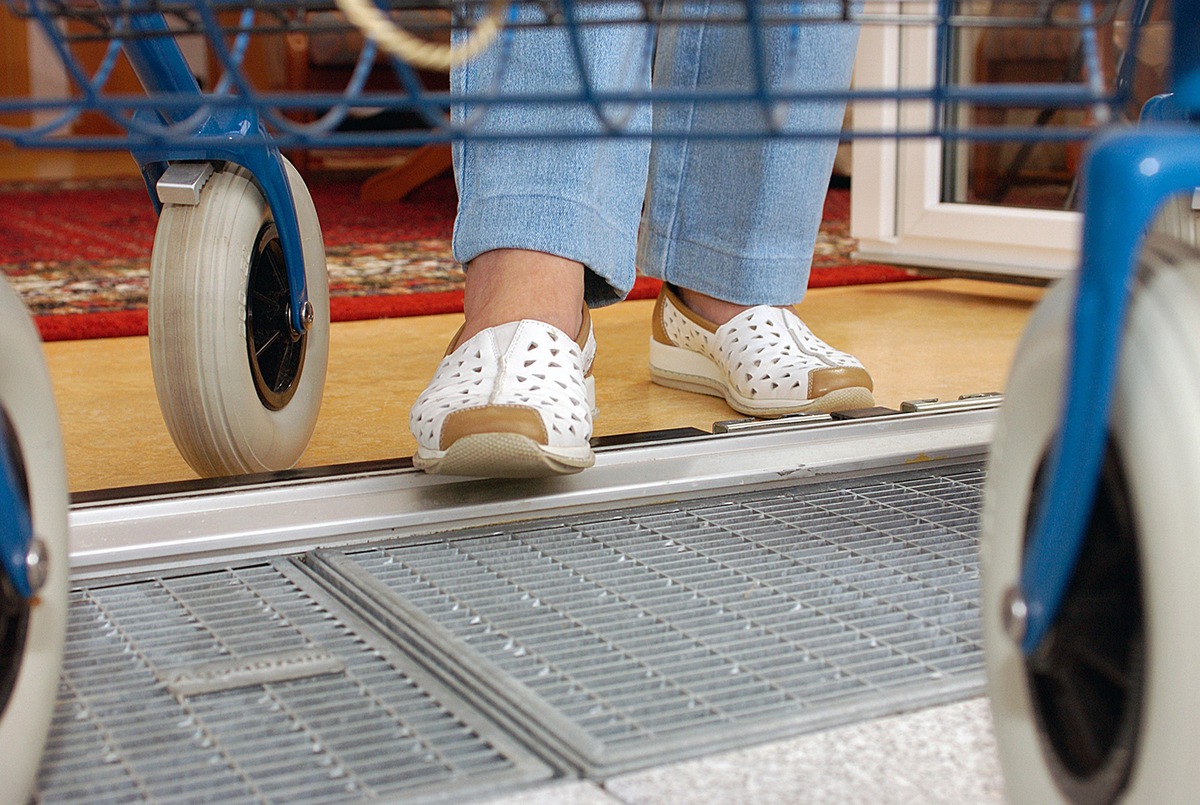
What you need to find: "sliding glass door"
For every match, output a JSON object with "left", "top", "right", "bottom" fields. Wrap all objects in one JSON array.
[{"left": 848, "top": 0, "right": 1167, "bottom": 281}]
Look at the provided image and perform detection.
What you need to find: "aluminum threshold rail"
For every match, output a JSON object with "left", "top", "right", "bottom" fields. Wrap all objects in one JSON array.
[{"left": 67, "top": 401, "right": 1000, "bottom": 578}]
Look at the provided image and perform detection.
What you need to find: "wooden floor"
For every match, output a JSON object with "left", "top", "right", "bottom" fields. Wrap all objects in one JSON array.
[{"left": 3, "top": 149, "right": 1045, "bottom": 492}]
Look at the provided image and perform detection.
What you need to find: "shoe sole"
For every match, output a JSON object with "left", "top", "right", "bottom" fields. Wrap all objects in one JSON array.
[
  {"left": 414, "top": 433, "right": 595, "bottom": 478},
  {"left": 648, "top": 338, "right": 875, "bottom": 417}
]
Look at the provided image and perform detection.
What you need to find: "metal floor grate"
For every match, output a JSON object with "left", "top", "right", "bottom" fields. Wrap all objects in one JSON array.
[
  {"left": 35, "top": 563, "right": 550, "bottom": 803},
  {"left": 311, "top": 462, "right": 989, "bottom": 776},
  {"left": 36, "top": 461, "right": 988, "bottom": 799}
]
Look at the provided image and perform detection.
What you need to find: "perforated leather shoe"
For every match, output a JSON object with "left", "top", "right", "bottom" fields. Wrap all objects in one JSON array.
[
  {"left": 410, "top": 309, "right": 596, "bottom": 477},
  {"left": 649, "top": 284, "right": 874, "bottom": 416}
]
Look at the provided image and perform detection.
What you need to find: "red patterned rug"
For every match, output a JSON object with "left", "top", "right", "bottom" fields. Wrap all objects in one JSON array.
[{"left": 0, "top": 174, "right": 917, "bottom": 341}]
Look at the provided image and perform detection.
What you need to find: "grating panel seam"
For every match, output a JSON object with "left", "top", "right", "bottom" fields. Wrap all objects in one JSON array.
[
  {"left": 429, "top": 534, "right": 800, "bottom": 732},
  {"left": 306, "top": 464, "right": 989, "bottom": 777},
  {"left": 307, "top": 550, "right": 613, "bottom": 772},
  {"left": 271, "top": 558, "right": 562, "bottom": 782},
  {"left": 37, "top": 560, "right": 553, "bottom": 804}
]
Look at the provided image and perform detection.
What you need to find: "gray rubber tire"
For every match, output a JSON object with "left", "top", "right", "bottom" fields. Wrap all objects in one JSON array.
[
  {"left": 0, "top": 282, "right": 69, "bottom": 805},
  {"left": 983, "top": 234, "right": 1200, "bottom": 803},
  {"left": 149, "top": 158, "right": 329, "bottom": 476}
]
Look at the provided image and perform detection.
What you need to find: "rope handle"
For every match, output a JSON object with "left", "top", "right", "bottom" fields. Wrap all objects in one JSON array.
[{"left": 332, "top": 0, "right": 508, "bottom": 70}]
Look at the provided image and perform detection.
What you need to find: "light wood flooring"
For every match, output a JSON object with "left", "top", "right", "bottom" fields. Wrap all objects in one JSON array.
[{"left": 3, "top": 149, "right": 1045, "bottom": 492}]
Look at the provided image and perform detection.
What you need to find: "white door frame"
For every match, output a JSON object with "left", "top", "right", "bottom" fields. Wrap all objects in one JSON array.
[{"left": 848, "top": 5, "right": 1080, "bottom": 281}]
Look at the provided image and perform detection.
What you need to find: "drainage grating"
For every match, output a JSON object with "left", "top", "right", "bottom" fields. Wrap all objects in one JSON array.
[
  {"left": 310, "top": 462, "right": 989, "bottom": 777},
  {"left": 34, "top": 563, "right": 550, "bottom": 803}
]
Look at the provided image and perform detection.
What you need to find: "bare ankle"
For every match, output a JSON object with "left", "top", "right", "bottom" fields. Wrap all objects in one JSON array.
[
  {"left": 674, "top": 285, "right": 755, "bottom": 326},
  {"left": 461, "top": 249, "right": 586, "bottom": 342}
]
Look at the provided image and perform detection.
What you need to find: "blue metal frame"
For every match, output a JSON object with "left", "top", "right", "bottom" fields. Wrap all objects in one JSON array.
[
  {"left": 1018, "top": 2, "right": 1200, "bottom": 653},
  {"left": 0, "top": 0, "right": 1132, "bottom": 148},
  {"left": 92, "top": 0, "right": 311, "bottom": 337},
  {"left": 0, "top": 436, "right": 34, "bottom": 602}
]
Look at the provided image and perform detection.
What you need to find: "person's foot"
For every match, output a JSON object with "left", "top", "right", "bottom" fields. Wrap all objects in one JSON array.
[
  {"left": 409, "top": 249, "right": 595, "bottom": 477},
  {"left": 458, "top": 249, "right": 584, "bottom": 343},
  {"left": 648, "top": 284, "right": 874, "bottom": 416}
]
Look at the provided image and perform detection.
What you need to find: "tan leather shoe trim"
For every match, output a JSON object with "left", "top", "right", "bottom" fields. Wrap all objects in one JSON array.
[
  {"left": 442, "top": 323, "right": 467, "bottom": 357},
  {"left": 651, "top": 287, "right": 674, "bottom": 346},
  {"left": 809, "top": 366, "right": 875, "bottom": 398},
  {"left": 440, "top": 405, "right": 548, "bottom": 450},
  {"left": 667, "top": 284, "right": 719, "bottom": 334},
  {"left": 654, "top": 284, "right": 719, "bottom": 347},
  {"left": 576, "top": 305, "right": 595, "bottom": 380},
  {"left": 575, "top": 304, "right": 592, "bottom": 349}
]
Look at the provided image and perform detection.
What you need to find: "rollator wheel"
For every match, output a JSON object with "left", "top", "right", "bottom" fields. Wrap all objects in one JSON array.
[
  {"left": 1151, "top": 191, "right": 1200, "bottom": 248},
  {"left": 0, "top": 284, "right": 69, "bottom": 804},
  {"left": 982, "top": 234, "right": 1200, "bottom": 803},
  {"left": 149, "top": 158, "right": 330, "bottom": 476}
]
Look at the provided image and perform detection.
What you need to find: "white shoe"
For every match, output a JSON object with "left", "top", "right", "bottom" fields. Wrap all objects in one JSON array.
[
  {"left": 649, "top": 284, "right": 874, "bottom": 416},
  {"left": 410, "top": 308, "right": 596, "bottom": 477}
]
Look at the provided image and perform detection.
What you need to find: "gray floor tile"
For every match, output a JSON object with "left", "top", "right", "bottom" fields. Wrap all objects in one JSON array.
[
  {"left": 482, "top": 780, "right": 624, "bottom": 805},
  {"left": 603, "top": 698, "right": 1005, "bottom": 804}
]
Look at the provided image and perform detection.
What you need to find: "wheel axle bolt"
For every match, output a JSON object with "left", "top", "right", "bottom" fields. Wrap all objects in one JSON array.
[
  {"left": 301, "top": 301, "right": 315, "bottom": 332},
  {"left": 25, "top": 537, "right": 48, "bottom": 594},
  {"left": 1001, "top": 585, "right": 1027, "bottom": 644}
]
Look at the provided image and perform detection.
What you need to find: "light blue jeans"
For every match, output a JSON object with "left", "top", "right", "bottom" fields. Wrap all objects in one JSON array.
[{"left": 451, "top": 2, "right": 859, "bottom": 307}]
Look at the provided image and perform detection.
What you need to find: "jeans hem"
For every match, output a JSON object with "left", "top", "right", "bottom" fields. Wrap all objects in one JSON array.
[
  {"left": 453, "top": 194, "right": 638, "bottom": 307},
  {"left": 636, "top": 227, "right": 813, "bottom": 306}
]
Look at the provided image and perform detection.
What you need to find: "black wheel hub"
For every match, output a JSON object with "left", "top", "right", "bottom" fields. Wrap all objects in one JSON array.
[
  {"left": 246, "top": 222, "right": 307, "bottom": 411},
  {"left": 1027, "top": 442, "right": 1145, "bottom": 804},
  {"left": 0, "top": 570, "right": 30, "bottom": 718},
  {"left": 0, "top": 407, "right": 31, "bottom": 717}
]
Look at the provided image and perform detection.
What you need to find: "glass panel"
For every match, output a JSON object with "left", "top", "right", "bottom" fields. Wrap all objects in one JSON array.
[{"left": 942, "top": 0, "right": 1172, "bottom": 211}]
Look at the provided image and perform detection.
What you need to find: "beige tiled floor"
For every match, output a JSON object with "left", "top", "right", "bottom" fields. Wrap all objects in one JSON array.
[
  {"left": 3, "top": 150, "right": 1044, "bottom": 492},
  {"left": 42, "top": 277, "right": 1040, "bottom": 492}
]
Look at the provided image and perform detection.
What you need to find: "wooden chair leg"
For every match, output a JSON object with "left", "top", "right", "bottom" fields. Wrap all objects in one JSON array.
[{"left": 359, "top": 143, "right": 454, "bottom": 202}]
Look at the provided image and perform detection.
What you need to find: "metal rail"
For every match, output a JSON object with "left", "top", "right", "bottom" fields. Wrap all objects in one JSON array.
[{"left": 67, "top": 403, "right": 998, "bottom": 578}]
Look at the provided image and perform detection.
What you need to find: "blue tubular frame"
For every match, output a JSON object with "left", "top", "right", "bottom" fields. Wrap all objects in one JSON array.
[
  {"left": 95, "top": 0, "right": 311, "bottom": 337},
  {"left": 1019, "top": 0, "right": 1200, "bottom": 654},
  {"left": 1, "top": 0, "right": 1132, "bottom": 148},
  {"left": 0, "top": 438, "right": 34, "bottom": 602}
]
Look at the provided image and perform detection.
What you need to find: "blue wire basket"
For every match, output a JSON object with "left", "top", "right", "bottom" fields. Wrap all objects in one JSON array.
[{"left": 1, "top": 0, "right": 1135, "bottom": 149}]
